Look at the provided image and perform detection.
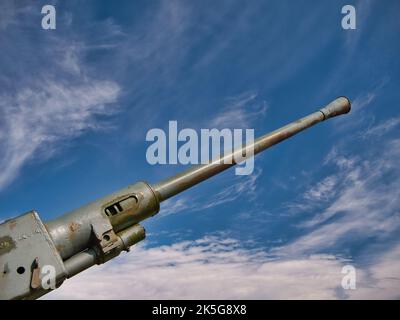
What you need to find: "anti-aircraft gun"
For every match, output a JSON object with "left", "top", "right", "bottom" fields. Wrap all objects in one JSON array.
[{"left": 0, "top": 97, "right": 351, "bottom": 299}]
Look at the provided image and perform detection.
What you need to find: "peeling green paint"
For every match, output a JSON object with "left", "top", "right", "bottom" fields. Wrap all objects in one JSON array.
[{"left": 0, "top": 236, "right": 16, "bottom": 256}]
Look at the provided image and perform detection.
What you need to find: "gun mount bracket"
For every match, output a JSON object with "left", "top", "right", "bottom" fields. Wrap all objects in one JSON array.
[
  {"left": 0, "top": 211, "right": 67, "bottom": 300},
  {"left": 90, "top": 216, "right": 121, "bottom": 263}
]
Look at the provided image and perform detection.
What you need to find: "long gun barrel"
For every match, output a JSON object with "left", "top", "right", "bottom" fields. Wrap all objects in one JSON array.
[
  {"left": 0, "top": 97, "right": 350, "bottom": 299},
  {"left": 153, "top": 97, "right": 350, "bottom": 201}
]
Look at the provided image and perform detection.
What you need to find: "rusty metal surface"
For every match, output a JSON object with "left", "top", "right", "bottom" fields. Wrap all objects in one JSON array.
[
  {"left": 46, "top": 181, "right": 159, "bottom": 260},
  {"left": 63, "top": 224, "right": 145, "bottom": 278},
  {"left": 117, "top": 224, "right": 145, "bottom": 250},
  {"left": 0, "top": 236, "right": 16, "bottom": 256},
  {"left": 0, "top": 211, "right": 67, "bottom": 300}
]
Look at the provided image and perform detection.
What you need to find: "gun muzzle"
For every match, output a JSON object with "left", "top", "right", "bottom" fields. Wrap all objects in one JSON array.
[{"left": 319, "top": 96, "right": 351, "bottom": 120}]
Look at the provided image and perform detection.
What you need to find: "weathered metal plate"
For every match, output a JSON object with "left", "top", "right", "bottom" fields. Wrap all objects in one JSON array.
[{"left": 0, "top": 211, "right": 67, "bottom": 300}]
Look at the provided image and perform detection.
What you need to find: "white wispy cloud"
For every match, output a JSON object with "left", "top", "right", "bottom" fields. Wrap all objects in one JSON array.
[
  {"left": 160, "top": 198, "right": 192, "bottom": 217},
  {"left": 159, "top": 169, "right": 262, "bottom": 217},
  {"left": 45, "top": 235, "right": 345, "bottom": 299},
  {"left": 349, "top": 244, "right": 400, "bottom": 299},
  {"left": 0, "top": 1, "right": 32, "bottom": 30},
  {"left": 116, "top": 0, "right": 193, "bottom": 85},
  {"left": 323, "top": 147, "right": 357, "bottom": 169},
  {"left": 0, "top": 4, "right": 122, "bottom": 191},
  {"left": 281, "top": 136, "right": 400, "bottom": 254},
  {"left": 45, "top": 234, "right": 400, "bottom": 300},
  {"left": 344, "top": 0, "right": 374, "bottom": 50},
  {"left": 303, "top": 176, "right": 338, "bottom": 202},
  {"left": 360, "top": 116, "right": 400, "bottom": 139},
  {"left": 209, "top": 91, "right": 268, "bottom": 129},
  {"left": 284, "top": 172, "right": 342, "bottom": 215},
  {"left": 59, "top": 44, "right": 83, "bottom": 75},
  {"left": 351, "top": 92, "right": 376, "bottom": 112},
  {"left": 0, "top": 80, "right": 120, "bottom": 190}
]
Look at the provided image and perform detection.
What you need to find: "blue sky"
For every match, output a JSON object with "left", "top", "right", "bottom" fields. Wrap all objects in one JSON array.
[{"left": 0, "top": 0, "right": 399, "bottom": 299}]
